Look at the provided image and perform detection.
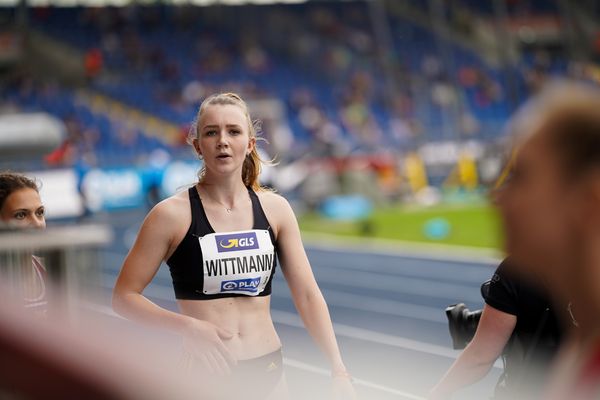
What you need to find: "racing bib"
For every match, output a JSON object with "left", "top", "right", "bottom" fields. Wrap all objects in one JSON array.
[{"left": 199, "top": 229, "right": 275, "bottom": 296}]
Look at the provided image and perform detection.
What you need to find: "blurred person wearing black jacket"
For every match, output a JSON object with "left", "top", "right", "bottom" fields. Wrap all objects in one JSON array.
[{"left": 429, "top": 258, "right": 563, "bottom": 399}]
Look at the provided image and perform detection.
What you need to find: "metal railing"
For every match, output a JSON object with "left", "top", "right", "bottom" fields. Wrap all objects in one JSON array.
[{"left": 0, "top": 224, "right": 113, "bottom": 318}]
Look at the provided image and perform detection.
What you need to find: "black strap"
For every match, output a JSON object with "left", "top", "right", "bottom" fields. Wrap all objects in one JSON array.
[
  {"left": 247, "top": 188, "right": 271, "bottom": 231},
  {"left": 188, "top": 186, "right": 213, "bottom": 236}
]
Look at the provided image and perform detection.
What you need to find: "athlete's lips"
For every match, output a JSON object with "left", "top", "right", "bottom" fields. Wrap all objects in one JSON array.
[{"left": 216, "top": 153, "right": 232, "bottom": 159}]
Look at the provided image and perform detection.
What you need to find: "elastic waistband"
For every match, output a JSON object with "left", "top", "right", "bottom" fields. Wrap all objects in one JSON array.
[{"left": 237, "top": 347, "right": 282, "bottom": 369}]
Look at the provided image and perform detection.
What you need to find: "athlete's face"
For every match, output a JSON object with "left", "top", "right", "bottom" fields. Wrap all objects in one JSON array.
[
  {"left": 496, "top": 132, "right": 585, "bottom": 301},
  {"left": 0, "top": 188, "right": 46, "bottom": 229},
  {"left": 194, "top": 104, "right": 255, "bottom": 178}
]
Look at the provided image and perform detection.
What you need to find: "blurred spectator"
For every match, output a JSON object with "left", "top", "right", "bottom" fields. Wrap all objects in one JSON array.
[{"left": 84, "top": 48, "right": 103, "bottom": 81}]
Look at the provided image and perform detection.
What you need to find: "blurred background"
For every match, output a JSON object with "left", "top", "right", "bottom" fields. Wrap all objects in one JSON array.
[{"left": 1, "top": 0, "right": 600, "bottom": 398}]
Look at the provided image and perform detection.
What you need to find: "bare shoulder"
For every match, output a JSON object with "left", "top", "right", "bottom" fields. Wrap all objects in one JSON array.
[
  {"left": 123, "top": 188, "right": 192, "bottom": 264},
  {"left": 256, "top": 190, "right": 293, "bottom": 215},
  {"left": 144, "top": 188, "right": 191, "bottom": 230},
  {"left": 255, "top": 190, "right": 297, "bottom": 232}
]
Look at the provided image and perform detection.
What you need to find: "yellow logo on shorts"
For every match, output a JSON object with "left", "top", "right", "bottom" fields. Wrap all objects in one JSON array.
[{"left": 266, "top": 361, "right": 278, "bottom": 372}]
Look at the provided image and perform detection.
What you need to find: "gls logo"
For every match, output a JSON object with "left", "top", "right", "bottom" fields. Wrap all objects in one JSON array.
[
  {"left": 221, "top": 277, "right": 261, "bottom": 293},
  {"left": 216, "top": 232, "right": 258, "bottom": 253}
]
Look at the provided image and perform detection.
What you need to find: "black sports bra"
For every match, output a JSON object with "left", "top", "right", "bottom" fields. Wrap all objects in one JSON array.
[{"left": 166, "top": 186, "right": 278, "bottom": 300}]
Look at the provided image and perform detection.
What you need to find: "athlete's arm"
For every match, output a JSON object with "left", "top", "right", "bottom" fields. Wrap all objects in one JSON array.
[
  {"left": 113, "top": 200, "right": 189, "bottom": 329},
  {"left": 429, "top": 304, "right": 516, "bottom": 399},
  {"left": 112, "top": 199, "right": 235, "bottom": 373},
  {"left": 265, "top": 193, "right": 349, "bottom": 375}
]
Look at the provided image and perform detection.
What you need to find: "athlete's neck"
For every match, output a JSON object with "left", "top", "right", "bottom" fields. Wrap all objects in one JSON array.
[{"left": 199, "top": 173, "right": 248, "bottom": 206}]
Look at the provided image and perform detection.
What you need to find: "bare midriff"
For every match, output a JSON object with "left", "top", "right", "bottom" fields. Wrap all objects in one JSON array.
[{"left": 178, "top": 295, "right": 281, "bottom": 360}]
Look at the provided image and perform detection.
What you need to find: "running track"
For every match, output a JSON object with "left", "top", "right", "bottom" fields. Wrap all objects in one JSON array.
[{"left": 97, "top": 210, "right": 503, "bottom": 400}]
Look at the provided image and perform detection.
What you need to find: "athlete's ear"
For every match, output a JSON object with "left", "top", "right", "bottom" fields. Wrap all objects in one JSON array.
[
  {"left": 193, "top": 138, "right": 202, "bottom": 157},
  {"left": 247, "top": 136, "right": 256, "bottom": 155}
]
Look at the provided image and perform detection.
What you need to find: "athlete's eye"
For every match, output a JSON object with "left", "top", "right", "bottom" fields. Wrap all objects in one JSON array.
[
  {"left": 13, "top": 211, "right": 27, "bottom": 220},
  {"left": 204, "top": 130, "right": 217, "bottom": 136},
  {"left": 229, "top": 129, "right": 241, "bottom": 135},
  {"left": 35, "top": 207, "right": 45, "bottom": 217}
]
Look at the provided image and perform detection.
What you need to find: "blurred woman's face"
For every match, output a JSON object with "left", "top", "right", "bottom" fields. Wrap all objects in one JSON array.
[
  {"left": 495, "top": 133, "right": 578, "bottom": 299},
  {"left": 0, "top": 188, "right": 46, "bottom": 229}
]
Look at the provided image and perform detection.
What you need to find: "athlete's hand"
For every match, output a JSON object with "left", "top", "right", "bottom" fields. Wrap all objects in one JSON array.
[
  {"left": 182, "top": 318, "right": 237, "bottom": 375},
  {"left": 332, "top": 371, "right": 357, "bottom": 400}
]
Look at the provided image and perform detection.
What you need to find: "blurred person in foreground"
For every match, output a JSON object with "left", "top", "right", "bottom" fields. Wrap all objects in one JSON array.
[
  {"left": 113, "top": 93, "right": 356, "bottom": 400},
  {"left": 494, "top": 81, "right": 600, "bottom": 399},
  {"left": 0, "top": 172, "right": 47, "bottom": 314}
]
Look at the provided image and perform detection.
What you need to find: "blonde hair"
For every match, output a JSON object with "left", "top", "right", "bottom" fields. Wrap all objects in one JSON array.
[{"left": 188, "top": 93, "right": 268, "bottom": 191}]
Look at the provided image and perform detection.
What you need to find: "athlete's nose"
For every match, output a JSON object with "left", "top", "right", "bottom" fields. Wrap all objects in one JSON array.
[{"left": 216, "top": 131, "right": 229, "bottom": 148}]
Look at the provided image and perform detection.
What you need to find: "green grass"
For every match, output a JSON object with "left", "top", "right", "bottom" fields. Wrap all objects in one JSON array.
[{"left": 299, "top": 203, "right": 502, "bottom": 250}]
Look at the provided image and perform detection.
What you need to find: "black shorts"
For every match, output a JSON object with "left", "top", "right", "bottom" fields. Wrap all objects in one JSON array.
[
  {"left": 180, "top": 348, "right": 284, "bottom": 399},
  {"left": 232, "top": 349, "right": 283, "bottom": 399}
]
